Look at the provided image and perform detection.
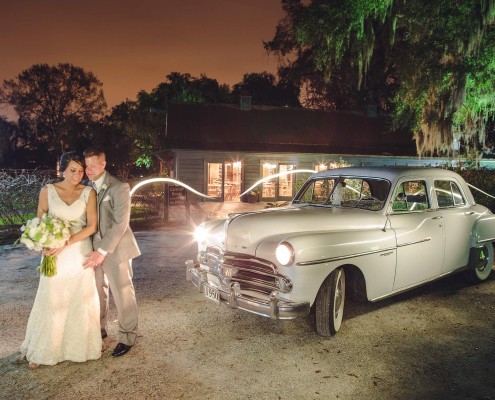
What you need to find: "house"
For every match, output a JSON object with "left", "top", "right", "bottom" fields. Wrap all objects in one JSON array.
[{"left": 156, "top": 103, "right": 449, "bottom": 202}]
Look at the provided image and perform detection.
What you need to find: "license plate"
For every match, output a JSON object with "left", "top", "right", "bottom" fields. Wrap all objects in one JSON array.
[{"left": 204, "top": 285, "right": 220, "bottom": 304}]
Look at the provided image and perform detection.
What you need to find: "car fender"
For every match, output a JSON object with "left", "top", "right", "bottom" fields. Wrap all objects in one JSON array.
[
  {"left": 256, "top": 229, "right": 397, "bottom": 305},
  {"left": 471, "top": 214, "right": 495, "bottom": 247}
]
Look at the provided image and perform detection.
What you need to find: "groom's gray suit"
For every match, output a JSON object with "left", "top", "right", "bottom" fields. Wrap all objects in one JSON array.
[{"left": 93, "top": 172, "right": 140, "bottom": 346}]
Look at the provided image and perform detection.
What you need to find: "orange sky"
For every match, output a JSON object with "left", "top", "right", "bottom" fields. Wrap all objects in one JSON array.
[{"left": 0, "top": 0, "right": 284, "bottom": 115}]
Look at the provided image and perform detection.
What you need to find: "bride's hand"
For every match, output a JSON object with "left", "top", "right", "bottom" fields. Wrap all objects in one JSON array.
[
  {"left": 43, "top": 247, "right": 58, "bottom": 256},
  {"left": 43, "top": 241, "right": 70, "bottom": 257}
]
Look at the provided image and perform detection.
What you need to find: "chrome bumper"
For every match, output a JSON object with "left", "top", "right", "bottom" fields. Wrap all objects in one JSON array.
[{"left": 186, "top": 260, "right": 310, "bottom": 320}]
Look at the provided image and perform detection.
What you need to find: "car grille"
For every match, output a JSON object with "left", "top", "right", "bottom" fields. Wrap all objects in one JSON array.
[{"left": 199, "top": 246, "right": 292, "bottom": 294}]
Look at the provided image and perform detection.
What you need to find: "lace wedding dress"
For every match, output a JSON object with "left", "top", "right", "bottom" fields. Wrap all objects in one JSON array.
[{"left": 20, "top": 184, "right": 101, "bottom": 366}]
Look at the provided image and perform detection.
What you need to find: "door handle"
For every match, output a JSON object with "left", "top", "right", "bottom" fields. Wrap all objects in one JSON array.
[
  {"left": 464, "top": 211, "right": 475, "bottom": 215},
  {"left": 431, "top": 216, "right": 443, "bottom": 220}
]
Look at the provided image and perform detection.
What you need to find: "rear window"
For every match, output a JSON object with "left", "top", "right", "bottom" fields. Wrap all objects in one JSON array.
[{"left": 434, "top": 180, "right": 466, "bottom": 207}]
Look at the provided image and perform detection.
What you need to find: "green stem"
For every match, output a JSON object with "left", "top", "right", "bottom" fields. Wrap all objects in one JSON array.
[{"left": 38, "top": 255, "right": 57, "bottom": 277}]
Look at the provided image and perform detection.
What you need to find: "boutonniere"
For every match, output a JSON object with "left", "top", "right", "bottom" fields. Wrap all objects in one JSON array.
[{"left": 101, "top": 183, "right": 108, "bottom": 191}]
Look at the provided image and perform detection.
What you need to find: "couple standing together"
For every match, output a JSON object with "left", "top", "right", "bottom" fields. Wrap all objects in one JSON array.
[{"left": 19, "top": 148, "right": 140, "bottom": 368}]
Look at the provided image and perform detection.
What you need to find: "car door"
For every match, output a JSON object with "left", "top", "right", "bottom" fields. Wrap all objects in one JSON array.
[
  {"left": 434, "top": 179, "right": 479, "bottom": 273},
  {"left": 388, "top": 178, "right": 445, "bottom": 290}
]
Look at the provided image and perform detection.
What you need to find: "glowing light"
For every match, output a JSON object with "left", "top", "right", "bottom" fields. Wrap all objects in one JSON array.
[
  {"left": 263, "top": 162, "right": 277, "bottom": 169},
  {"left": 240, "top": 169, "right": 315, "bottom": 197},
  {"left": 194, "top": 225, "right": 208, "bottom": 242},
  {"left": 130, "top": 178, "right": 214, "bottom": 199},
  {"left": 467, "top": 182, "right": 495, "bottom": 199},
  {"left": 276, "top": 242, "right": 294, "bottom": 266}
]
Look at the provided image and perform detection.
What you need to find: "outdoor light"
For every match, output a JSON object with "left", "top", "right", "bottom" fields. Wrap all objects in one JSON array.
[{"left": 276, "top": 242, "right": 294, "bottom": 266}]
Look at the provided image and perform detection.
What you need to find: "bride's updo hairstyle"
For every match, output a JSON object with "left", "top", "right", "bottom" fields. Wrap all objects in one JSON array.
[{"left": 60, "top": 151, "right": 85, "bottom": 172}]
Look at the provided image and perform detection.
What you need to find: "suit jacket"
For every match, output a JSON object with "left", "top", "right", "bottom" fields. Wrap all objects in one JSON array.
[{"left": 93, "top": 172, "right": 141, "bottom": 263}]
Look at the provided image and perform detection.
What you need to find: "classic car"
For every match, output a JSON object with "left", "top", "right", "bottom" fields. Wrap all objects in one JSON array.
[{"left": 186, "top": 167, "right": 495, "bottom": 337}]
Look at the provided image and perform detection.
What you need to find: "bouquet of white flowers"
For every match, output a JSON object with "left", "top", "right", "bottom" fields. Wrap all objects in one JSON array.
[{"left": 16, "top": 214, "right": 72, "bottom": 277}]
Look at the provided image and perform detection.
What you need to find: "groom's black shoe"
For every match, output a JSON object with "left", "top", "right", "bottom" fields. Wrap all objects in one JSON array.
[{"left": 112, "top": 343, "right": 131, "bottom": 357}]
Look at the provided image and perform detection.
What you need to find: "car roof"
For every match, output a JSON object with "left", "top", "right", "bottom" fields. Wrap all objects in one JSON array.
[{"left": 312, "top": 166, "right": 462, "bottom": 182}]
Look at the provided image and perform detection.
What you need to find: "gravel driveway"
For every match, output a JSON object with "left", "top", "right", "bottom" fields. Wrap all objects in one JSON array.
[{"left": 1, "top": 220, "right": 495, "bottom": 400}]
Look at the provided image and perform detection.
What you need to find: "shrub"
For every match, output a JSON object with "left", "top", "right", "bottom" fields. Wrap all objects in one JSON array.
[
  {"left": 0, "top": 171, "right": 55, "bottom": 227},
  {"left": 454, "top": 168, "right": 495, "bottom": 212},
  {"left": 130, "top": 181, "right": 163, "bottom": 220}
]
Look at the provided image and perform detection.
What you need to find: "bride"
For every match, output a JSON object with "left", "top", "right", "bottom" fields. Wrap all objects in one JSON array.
[{"left": 20, "top": 151, "right": 101, "bottom": 368}]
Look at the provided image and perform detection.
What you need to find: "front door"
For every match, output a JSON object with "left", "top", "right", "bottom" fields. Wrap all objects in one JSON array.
[
  {"left": 207, "top": 161, "right": 242, "bottom": 201},
  {"left": 389, "top": 179, "right": 445, "bottom": 290}
]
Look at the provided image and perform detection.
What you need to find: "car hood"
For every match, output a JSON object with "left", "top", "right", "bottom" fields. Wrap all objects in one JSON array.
[{"left": 225, "top": 205, "right": 386, "bottom": 254}]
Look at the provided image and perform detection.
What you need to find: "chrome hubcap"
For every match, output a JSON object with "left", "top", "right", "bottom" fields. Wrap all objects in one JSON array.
[{"left": 477, "top": 247, "right": 489, "bottom": 272}]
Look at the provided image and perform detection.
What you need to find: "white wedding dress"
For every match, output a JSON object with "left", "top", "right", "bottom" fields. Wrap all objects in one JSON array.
[{"left": 20, "top": 184, "right": 101, "bottom": 365}]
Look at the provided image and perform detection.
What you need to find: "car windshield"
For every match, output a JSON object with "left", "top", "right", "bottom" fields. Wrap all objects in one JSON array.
[{"left": 293, "top": 176, "right": 391, "bottom": 211}]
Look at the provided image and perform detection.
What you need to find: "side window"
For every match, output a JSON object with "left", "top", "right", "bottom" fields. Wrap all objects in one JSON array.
[
  {"left": 434, "top": 180, "right": 454, "bottom": 207},
  {"left": 451, "top": 182, "right": 466, "bottom": 206},
  {"left": 434, "top": 180, "right": 466, "bottom": 207},
  {"left": 392, "top": 180, "right": 429, "bottom": 212}
]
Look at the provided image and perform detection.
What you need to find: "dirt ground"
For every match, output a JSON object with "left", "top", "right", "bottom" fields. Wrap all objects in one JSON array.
[{"left": 1, "top": 202, "right": 495, "bottom": 400}]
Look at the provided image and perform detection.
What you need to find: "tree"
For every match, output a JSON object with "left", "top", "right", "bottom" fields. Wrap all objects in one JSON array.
[
  {"left": 0, "top": 116, "right": 15, "bottom": 167},
  {"left": 0, "top": 63, "right": 107, "bottom": 160},
  {"left": 265, "top": 0, "right": 495, "bottom": 156},
  {"left": 96, "top": 101, "right": 162, "bottom": 179},
  {"left": 138, "top": 72, "right": 232, "bottom": 110},
  {"left": 232, "top": 72, "right": 301, "bottom": 107}
]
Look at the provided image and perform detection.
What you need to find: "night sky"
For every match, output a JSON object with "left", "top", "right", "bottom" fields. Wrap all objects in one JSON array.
[{"left": 0, "top": 0, "right": 284, "bottom": 112}]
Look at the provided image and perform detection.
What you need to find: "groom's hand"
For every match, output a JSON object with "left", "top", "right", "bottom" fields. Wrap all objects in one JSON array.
[{"left": 84, "top": 250, "right": 105, "bottom": 269}]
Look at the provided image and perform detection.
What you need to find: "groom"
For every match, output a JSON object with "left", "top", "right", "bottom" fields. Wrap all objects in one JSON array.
[{"left": 83, "top": 147, "right": 141, "bottom": 357}]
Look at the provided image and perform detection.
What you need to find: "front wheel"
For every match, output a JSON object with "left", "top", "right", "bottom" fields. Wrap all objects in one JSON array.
[
  {"left": 315, "top": 268, "right": 345, "bottom": 337},
  {"left": 465, "top": 243, "right": 494, "bottom": 283}
]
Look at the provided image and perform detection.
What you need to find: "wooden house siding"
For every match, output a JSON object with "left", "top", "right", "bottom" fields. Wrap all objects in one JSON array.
[{"left": 172, "top": 149, "right": 449, "bottom": 202}]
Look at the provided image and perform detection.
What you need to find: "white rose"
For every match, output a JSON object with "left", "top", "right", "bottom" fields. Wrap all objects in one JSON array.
[
  {"left": 20, "top": 237, "right": 35, "bottom": 250},
  {"left": 28, "top": 227, "right": 38, "bottom": 239},
  {"left": 39, "top": 233, "right": 48, "bottom": 245}
]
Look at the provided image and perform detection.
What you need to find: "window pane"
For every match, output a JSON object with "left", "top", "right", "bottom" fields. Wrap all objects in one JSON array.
[
  {"left": 262, "top": 163, "right": 277, "bottom": 198},
  {"left": 434, "top": 180, "right": 454, "bottom": 207},
  {"left": 207, "top": 163, "right": 222, "bottom": 199},
  {"left": 451, "top": 182, "right": 465, "bottom": 206},
  {"left": 312, "top": 179, "right": 335, "bottom": 203},
  {"left": 393, "top": 180, "right": 429, "bottom": 211},
  {"left": 295, "top": 177, "right": 388, "bottom": 210},
  {"left": 224, "top": 161, "right": 242, "bottom": 201},
  {"left": 278, "top": 164, "right": 294, "bottom": 197}
]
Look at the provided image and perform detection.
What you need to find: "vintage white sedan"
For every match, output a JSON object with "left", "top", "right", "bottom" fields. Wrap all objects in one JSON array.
[{"left": 186, "top": 167, "right": 495, "bottom": 337}]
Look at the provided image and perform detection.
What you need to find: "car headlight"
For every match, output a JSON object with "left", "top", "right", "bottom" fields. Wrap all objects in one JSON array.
[
  {"left": 276, "top": 242, "right": 294, "bottom": 266},
  {"left": 194, "top": 226, "right": 208, "bottom": 243}
]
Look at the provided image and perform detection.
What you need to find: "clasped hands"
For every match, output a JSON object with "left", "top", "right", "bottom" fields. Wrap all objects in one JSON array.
[
  {"left": 41, "top": 243, "right": 105, "bottom": 268},
  {"left": 83, "top": 251, "right": 105, "bottom": 269},
  {"left": 42, "top": 247, "right": 65, "bottom": 257}
]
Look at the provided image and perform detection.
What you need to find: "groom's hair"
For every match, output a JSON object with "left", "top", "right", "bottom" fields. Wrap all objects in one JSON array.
[{"left": 83, "top": 147, "right": 106, "bottom": 160}]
